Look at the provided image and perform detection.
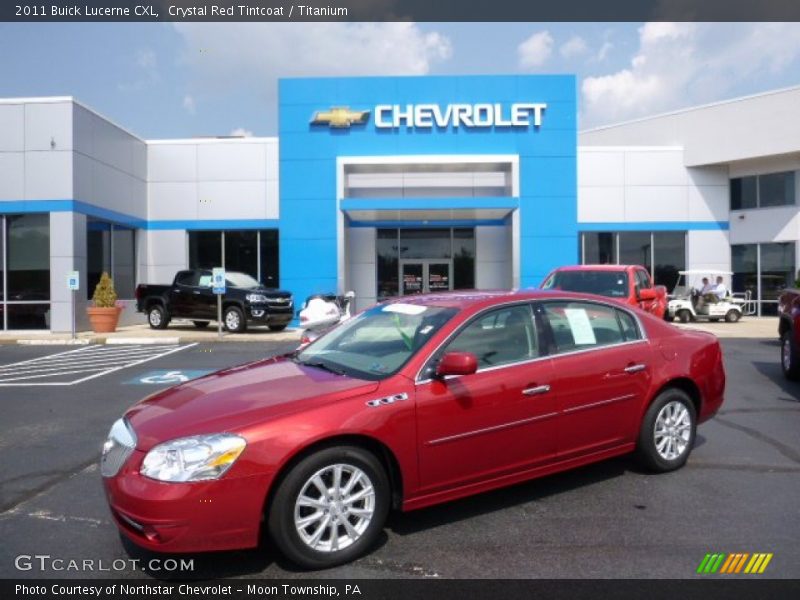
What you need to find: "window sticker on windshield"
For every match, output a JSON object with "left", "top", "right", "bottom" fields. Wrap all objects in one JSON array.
[
  {"left": 383, "top": 303, "right": 427, "bottom": 316},
  {"left": 564, "top": 308, "right": 596, "bottom": 345}
]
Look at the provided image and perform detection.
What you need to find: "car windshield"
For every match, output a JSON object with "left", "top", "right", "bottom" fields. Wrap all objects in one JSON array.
[
  {"left": 225, "top": 272, "right": 261, "bottom": 288},
  {"left": 295, "top": 303, "right": 458, "bottom": 380},
  {"left": 543, "top": 270, "right": 629, "bottom": 298}
]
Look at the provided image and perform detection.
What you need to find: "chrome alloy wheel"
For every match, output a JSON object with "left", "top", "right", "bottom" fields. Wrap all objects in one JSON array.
[
  {"left": 225, "top": 310, "right": 240, "bottom": 331},
  {"left": 783, "top": 336, "right": 792, "bottom": 372},
  {"left": 293, "top": 464, "right": 375, "bottom": 553},
  {"left": 149, "top": 309, "right": 161, "bottom": 327},
  {"left": 654, "top": 400, "right": 692, "bottom": 461}
]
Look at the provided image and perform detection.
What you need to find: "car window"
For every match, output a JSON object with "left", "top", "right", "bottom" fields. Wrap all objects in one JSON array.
[
  {"left": 636, "top": 269, "right": 652, "bottom": 289},
  {"left": 542, "top": 301, "right": 626, "bottom": 353},
  {"left": 616, "top": 309, "right": 642, "bottom": 342},
  {"left": 443, "top": 304, "right": 538, "bottom": 369},
  {"left": 544, "top": 270, "right": 629, "bottom": 298},
  {"left": 175, "top": 271, "right": 198, "bottom": 286},
  {"left": 296, "top": 303, "right": 457, "bottom": 380}
]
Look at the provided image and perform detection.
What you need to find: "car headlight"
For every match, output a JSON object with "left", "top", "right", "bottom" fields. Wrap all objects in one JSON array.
[
  {"left": 140, "top": 434, "right": 247, "bottom": 482},
  {"left": 101, "top": 418, "right": 137, "bottom": 478},
  {"left": 246, "top": 293, "right": 268, "bottom": 303}
]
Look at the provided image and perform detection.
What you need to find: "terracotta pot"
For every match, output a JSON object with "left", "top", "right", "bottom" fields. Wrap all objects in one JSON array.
[{"left": 86, "top": 306, "right": 122, "bottom": 333}]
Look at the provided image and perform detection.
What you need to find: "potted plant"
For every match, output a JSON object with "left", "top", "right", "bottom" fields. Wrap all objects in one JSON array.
[{"left": 86, "top": 272, "right": 122, "bottom": 333}]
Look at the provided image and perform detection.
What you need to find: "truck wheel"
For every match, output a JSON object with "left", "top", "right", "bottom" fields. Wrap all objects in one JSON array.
[
  {"left": 781, "top": 331, "right": 800, "bottom": 381},
  {"left": 192, "top": 321, "right": 210, "bottom": 329},
  {"left": 147, "top": 305, "right": 169, "bottom": 330},
  {"left": 223, "top": 306, "right": 247, "bottom": 333},
  {"left": 725, "top": 310, "right": 740, "bottom": 323},
  {"left": 269, "top": 324, "right": 288, "bottom": 332},
  {"left": 677, "top": 310, "right": 692, "bottom": 323}
]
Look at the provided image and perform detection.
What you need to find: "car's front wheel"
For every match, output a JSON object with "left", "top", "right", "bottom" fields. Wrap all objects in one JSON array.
[
  {"left": 223, "top": 306, "right": 247, "bottom": 333},
  {"left": 781, "top": 330, "right": 800, "bottom": 381},
  {"left": 677, "top": 309, "right": 692, "bottom": 323},
  {"left": 636, "top": 388, "right": 697, "bottom": 472},
  {"left": 267, "top": 446, "right": 390, "bottom": 569}
]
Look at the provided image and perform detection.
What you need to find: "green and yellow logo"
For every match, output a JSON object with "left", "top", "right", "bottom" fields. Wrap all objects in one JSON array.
[{"left": 697, "top": 552, "right": 773, "bottom": 574}]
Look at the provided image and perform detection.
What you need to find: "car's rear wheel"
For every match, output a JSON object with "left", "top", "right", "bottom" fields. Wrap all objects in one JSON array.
[
  {"left": 192, "top": 321, "right": 210, "bottom": 328},
  {"left": 677, "top": 309, "right": 692, "bottom": 323},
  {"left": 267, "top": 446, "right": 390, "bottom": 569},
  {"left": 781, "top": 330, "right": 800, "bottom": 381},
  {"left": 636, "top": 388, "right": 697, "bottom": 472},
  {"left": 725, "top": 310, "right": 740, "bottom": 323},
  {"left": 147, "top": 305, "right": 169, "bottom": 330},
  {"left": 223, "top": 306, "right": 247, "bottom": 333}
]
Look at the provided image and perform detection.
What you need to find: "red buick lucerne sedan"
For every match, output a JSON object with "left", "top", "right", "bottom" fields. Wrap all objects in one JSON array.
[{"left": 102, "top": 291, "right": 725, "bottom": 569}]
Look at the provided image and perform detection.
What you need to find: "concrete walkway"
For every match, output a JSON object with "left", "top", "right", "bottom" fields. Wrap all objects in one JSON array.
[
  {"left": 672, "top": 316, "right": 779, "bottom": 339},
  {"left": 0, "top": 321, "right": 302, "bottom": 345}
]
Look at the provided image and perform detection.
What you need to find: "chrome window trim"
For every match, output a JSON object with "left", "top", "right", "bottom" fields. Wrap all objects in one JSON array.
[
  {"left": 426, "top": 411, "right": 560, "bottom": 447},
  {"left": 415, "top": 297, "right": 649, "bottom": 385}
]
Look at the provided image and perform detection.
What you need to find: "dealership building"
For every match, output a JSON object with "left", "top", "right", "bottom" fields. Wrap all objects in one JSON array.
[{"left": 0, "top": 74, "right": 797, "bottom": 332}]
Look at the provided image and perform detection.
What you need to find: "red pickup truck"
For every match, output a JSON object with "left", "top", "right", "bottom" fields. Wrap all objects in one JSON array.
[
  {"left": 541, "top": 264, "right": 668, "bottom": 319},
  {"left": 778, "top": 288, "right": 800, "bottom": 380}
]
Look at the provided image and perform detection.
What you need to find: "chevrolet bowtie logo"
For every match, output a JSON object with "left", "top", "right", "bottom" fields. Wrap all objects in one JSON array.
[{"left": 310, "top": 107, "right": 370, "bottom": 128}]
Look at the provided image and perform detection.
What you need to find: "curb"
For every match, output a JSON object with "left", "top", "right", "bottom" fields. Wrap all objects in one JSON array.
[
  {"left": 105, "top": 337, "right": 181, "bottom": 345},
  {"left": 16, "top": 339, "right": 91, "bottom": 346}
]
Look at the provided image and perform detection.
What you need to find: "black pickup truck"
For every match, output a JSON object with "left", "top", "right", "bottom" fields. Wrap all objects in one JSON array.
[{"left": 135, "top": 270, "right": 294, "bottom": 333}]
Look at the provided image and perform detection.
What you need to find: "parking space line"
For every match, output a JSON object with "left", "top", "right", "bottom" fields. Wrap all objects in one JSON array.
[{"left": 0, "top": 343, "right": 197, "bottom": 386}]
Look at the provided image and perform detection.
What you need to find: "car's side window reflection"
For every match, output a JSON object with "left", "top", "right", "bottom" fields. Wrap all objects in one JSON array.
[
  {"left": 443, "top": 305, "right": 539, "bottom": 369},
  {"left": 542, "top": 301, "right": 630, "bottom": 353}
]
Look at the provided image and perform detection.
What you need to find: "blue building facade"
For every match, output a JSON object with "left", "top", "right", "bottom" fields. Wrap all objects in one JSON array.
[{"left": 278, "top": 75, "right": 578, "bottom": 310}]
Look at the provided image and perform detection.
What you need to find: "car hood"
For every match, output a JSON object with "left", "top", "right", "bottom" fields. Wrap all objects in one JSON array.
[{"left": 125, "top": 357, "right": 378, "bottom": 450}]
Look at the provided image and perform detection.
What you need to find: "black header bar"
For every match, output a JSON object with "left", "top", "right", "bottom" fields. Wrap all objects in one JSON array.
[{"left": 3, "top": 0, "right": 800, "bottom": 22}]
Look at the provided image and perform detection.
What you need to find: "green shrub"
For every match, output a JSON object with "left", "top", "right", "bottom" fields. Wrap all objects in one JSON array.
[{"left": 92, "top": 272, "right": 118, "bottom": 308}]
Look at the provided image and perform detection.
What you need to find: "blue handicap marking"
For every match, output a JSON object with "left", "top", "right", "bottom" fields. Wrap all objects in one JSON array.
[{"left": 126, "top": 370, "right": 213, "bottom": 385}]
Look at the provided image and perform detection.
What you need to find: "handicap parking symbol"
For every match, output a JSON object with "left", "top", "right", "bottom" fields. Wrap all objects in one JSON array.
[{"left": 126, "top": 370, "right": 213, "bottom": 385}]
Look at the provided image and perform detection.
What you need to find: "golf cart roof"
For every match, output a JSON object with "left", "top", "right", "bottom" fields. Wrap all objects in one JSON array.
[{"left": 678, "top": 270, "right": 733, "bottom": 276}]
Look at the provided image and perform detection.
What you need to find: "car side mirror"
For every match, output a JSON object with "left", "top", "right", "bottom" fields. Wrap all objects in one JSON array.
[
  {"left": 436, "top": 351, "right": 478, "bottom": 378},
  {"left": 639, "top": 288, "right": 657, "bottom": 301}
]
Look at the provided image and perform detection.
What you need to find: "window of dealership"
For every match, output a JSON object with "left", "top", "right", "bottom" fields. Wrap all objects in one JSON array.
[
  {"left": 0, "top": 214, "right": 50, "bottom": 330},
  {"left": 188, "top": 230, "right": 280, "bottom": 287},
  {"left": 732, "top": 242, "right": 796, "bottom": 316}
]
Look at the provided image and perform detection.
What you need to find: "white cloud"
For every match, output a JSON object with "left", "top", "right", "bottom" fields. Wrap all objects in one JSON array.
[
  {"left": 518, "top": 31, "right": 554, "bottom": 69},
  {"left": 230, "top": 127, "right": 253, "bottom": 137},
  {"left": 174, "top": 22, "right": 452, "bottom": 95},
  {"left": 182, "top": 94, "right": 196, "bottom": 115},
  {"left": 560, "top": 35, "right": 588, "bottom": 59},
  {"left": 581, "top": 23, "right": 800, "bottom": 127},
  {"left": 117, "top": 48, "right": 159, "bottom": 92}
]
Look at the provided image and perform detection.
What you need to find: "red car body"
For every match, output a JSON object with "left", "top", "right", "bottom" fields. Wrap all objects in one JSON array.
[
  {"left": 541, "top": 264, "right": 668, "bottom": 319},
  {"left": 778, "top": 288, "right": 800, "bottom": 379},
  {"left": 103, "top": 291, "right": 724, "bottom": 555}
]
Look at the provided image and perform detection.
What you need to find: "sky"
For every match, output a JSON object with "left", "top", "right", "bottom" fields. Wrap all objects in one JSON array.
[{"left": 1, "top": 22, "right": 800, "bottom": 139}]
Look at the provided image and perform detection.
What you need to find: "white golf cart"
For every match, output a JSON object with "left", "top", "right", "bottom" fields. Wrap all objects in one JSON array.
[{"left": 666, "top": 270, "right": 753, "bottom": 323}]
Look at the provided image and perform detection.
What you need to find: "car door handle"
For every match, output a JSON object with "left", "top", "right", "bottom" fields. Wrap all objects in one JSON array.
[
  {"left": 522, "top": 384, "right": 551, "bottom": 396},
  {"left": 624, "top": 364, "right": 647, "bottom": 374}
]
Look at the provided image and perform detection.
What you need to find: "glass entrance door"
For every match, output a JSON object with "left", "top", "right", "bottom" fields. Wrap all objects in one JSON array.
[{"left": 400, "top": 260, "right": 452, "bottom": 296}]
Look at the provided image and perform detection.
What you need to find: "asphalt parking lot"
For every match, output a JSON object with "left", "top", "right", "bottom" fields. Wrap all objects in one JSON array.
[{"left": 0, "top": 335, "right": 797, "bottom": 580}]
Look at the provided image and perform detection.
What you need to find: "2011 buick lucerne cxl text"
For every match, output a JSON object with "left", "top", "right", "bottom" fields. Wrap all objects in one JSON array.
[{"left": 101, "top": 290, "right": 725, "bottom": 569}]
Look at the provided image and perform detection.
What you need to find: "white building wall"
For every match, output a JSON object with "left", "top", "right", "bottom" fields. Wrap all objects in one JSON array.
[
  {"left": 143, "top": 137, "right": 279, "bottom": 283},
  {"left": 345, "top": 227, "right": 376, "bottom": 312},
  {"left": 578, "top": 147, "right": 730, "bottom": 226},
  {"left": 475, "top": 225, "right": 513, "bottom": 289}
]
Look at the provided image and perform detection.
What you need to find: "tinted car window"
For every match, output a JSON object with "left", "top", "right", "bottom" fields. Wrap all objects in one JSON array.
[
  {"left": 636, "top": 269, "right": 652, "bottom": 289},
  {"left": 542, "top": 301, "right": 625, "bottom": 353},
  {"left": 542, "top": 270, "right": 629, "bottom": 298},
  {"left": 617, "top": 309, "right": 641, "bottom": 342},
  {"left": 444, "top": 304, "right": 538, "bottom": 369},
  {"left": 175, "top": 271, "right": 198, "bottom": 286}
]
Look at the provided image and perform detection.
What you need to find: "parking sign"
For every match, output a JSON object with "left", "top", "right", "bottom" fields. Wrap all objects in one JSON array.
[
  {"left": 67, "top": 271, "right": 79, "bottom": 291},
  {"left": 212, "top": 267, "right": 226, "bottom": 294}
]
